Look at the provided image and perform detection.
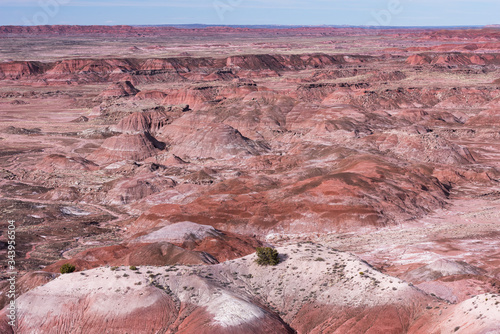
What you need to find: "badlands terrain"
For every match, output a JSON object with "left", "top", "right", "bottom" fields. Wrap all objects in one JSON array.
[{"left": 0, "top": 25, "right": 500, "bottom": 333}]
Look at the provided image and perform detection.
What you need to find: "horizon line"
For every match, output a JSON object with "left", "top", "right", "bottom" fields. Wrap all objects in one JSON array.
[{"left": 2, "top": 24, "right": 499, "bottom": 29}]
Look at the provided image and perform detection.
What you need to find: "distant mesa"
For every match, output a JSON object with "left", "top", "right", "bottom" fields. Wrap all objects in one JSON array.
[
  {"left": 44, "top": 59, "right": 136, "bottom": 81},
  {"left": 0, "top": 61, "right": 45, "bottom": 80},
  {"left": 406, "top": 53, "right": 500, "bottom": 66},
  {"left": 406, "top": 54, "right": 433, "bottom": 65}
]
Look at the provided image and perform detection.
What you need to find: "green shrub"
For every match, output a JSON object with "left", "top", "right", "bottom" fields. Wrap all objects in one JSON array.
[
  {"left": 60, "top": 263, "right": 76, "bottom": 274},
  {"left": 255, "top": 247, "right": 280, "bottom": 266},
  {"left": 129, "top": 266, "right": 138, "bottom": 270}
]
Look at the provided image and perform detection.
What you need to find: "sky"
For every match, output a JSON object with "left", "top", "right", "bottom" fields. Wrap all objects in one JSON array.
[{"left": 0, "top": 0, "right": 498, "bottom": 27}]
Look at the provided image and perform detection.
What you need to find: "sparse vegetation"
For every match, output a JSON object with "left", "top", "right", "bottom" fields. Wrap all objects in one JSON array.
[
  {"left": 255, "top": 247, "right": 280, "bottom": 266},
  {"left": 60, "top": 263, "right": 76, "bottom": 274},
  {"left": 129, "top": 266, "right": 138, "bottom": 270}
]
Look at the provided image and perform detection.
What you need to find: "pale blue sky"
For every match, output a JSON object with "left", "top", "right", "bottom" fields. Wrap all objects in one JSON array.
[{"left": 0, "top": 0, "right": 498, "bottom": 27}]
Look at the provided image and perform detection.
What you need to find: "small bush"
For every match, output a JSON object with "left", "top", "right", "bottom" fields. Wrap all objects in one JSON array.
[
  {"left": 60, "top": 263, "right": 76, "bottom": 274},
  {"left": 255, "top": 247, "right": 280, "bottom": 266},
  {"left": 129, "top": 266, "right": 138, "bottom": 270}
]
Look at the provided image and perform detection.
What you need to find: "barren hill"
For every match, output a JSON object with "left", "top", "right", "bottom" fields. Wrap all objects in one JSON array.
[{"left": 1, "top": 26, "right": 500, "bottom": 333}]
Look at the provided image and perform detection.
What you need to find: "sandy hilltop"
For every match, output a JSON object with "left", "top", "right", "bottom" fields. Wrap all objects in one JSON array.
[{"left": 0, "top": 25, "right": 500, "bottom": 333}]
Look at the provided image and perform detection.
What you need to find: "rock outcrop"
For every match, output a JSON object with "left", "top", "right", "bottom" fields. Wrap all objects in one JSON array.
[
  {"left": 163, "top": 123, "right": 269, "bottom": 160},
  {"left": 99, "top": 81, "right": 140, "bottom": 97},
  {"left": 111, "top": 110, "right": 170, "bottom": 134},
  {"left": 0, "top": 245, "right": 432, "bottom": 334},
  {"left": 87, "top": 132, "right": 165, "bottom": 164}
]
